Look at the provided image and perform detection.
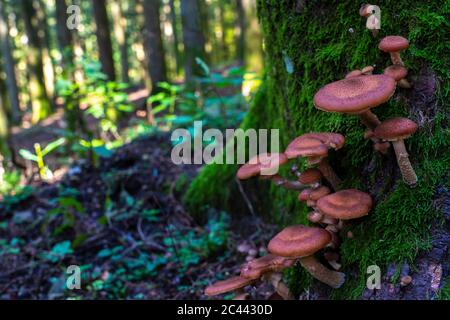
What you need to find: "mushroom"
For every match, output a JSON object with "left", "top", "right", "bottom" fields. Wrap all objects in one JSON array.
[
  {"left": 379, "top": 36, "right": 409, "bottom": 66},
  {"left": 373, "top": 118, "right": 418, "bottom": 186},
  {"left": 268, "top": 225, "right": 345, "bottom": 288},
  {"left": 205, "top": 276, "right": 255, "bottom": 299},
  {"left": 316, "top": 189, "right": 373, "bottom": 221},
  {"left": 285, "top": 133, "right": 345, "bottom": 190},
  {"left": 237, "top": 153, "right": 304, "bottom": 190},
  {"left": 314, "top": 75, "right": 396, "bottom": 131},
  {"left": 298, "top": 168, "right": 323, "bottom": 189},
  {"left": 345, "top": 66, "right": 374, "bottom": 79},
  {"left": 299, "top": 186, "right": 332, "bottom": 208},
  {"left": 324, "top": 252, "right": 342, "bottom": 270},
  {"left": 240, "top": 254, "right": 295, "bottom": 300},
  {"left": 400, "top": 275, "right": 412, "bottom": 287},
  {"left": 384, "top": 65, "right": 411, "bottom": 89}
]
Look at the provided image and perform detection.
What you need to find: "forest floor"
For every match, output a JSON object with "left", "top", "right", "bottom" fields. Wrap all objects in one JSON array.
[{"left": 0, "top": 130, "right": 279, "bottom": 299}]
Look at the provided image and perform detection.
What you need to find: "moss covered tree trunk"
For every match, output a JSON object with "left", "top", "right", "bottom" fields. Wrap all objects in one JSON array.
[{"left": 186, "top": 0, "right": 449, "bottom": 299}]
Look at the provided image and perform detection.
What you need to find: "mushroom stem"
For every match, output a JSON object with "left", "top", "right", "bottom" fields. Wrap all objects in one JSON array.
[
  {"left": 398, "top": 78, "right": 411, "bottom": 89},
  {"left": 359, "top": 110, "right": 381, "bottom": 130},
  {"left": 233, "top": 289, "right": 250, "bottom": 300},
  {"left": 390, "top": 52, "right": 404, "bottom": 66},
  {"left": 298, "top": 256, "right": 346, "bottom": 289},
  {"left": 267, "top": 175, "right": 308, "bottom": 190},
  {"left": 391, "top": 140, "right": 418, "bottom": 187},
  {"left": 263, "top": 273, "right": 294, "bottom": 300},
  {"left": 317, "top": 159, "right": 341, "bottom": 190}
]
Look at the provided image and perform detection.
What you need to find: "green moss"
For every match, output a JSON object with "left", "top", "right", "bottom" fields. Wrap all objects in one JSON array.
[{"left": 186, "top": 0, "right": 450, "bottom": 299}]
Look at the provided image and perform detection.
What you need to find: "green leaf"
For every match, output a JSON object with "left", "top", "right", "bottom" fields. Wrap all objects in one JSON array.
[
  {"left": 195, "top": 57, "right": 210, "bottom": 77},
  {"left": 19, "top": 149, "right": 38, "bottom": 162},
  {"left": 42, "top": 138, "right": 66, "bottom": 156}
]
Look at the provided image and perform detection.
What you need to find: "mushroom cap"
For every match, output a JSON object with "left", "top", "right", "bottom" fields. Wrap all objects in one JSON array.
[
  {"left": 313, "top": 75, "right": 396, "bottom": 115},
  {"left": 298, "top": 188, "right": 313, "bottom": 202},
  {"left": 299, "top": 168, "right": 323, "bottom": 185},
  {"left": 240, "top": 254, "right": 296, "bottom": 280},
  {"left": 317, "top": 189, "right": 373, "bottom": 220},
  {"left": 237, "top": 153, "right": 288, "bottom": 179},
  {"left": 205, "top": 276, "right": 255, "bottom": 296},
  {"left": 379, "top": 36, "right": 409, "bottom": 53},
  {"left": 361, "top": 66, "right": 375, "bottom": 74},
  {"left": 384, "top": 65, "right": 408, "bottom": 81},
  {"left": 285, "top": 133, "right": 345, "bottom": 159},
  {"left": 345, "top": 70, "right": 363, "bottom": 79},
  {"left": 309, "top": 186, "right": 332, "bottom": 201},
  {"left": 374, "top": 117, "right": 418, "bottom": 141},
  {"left": 268, "top": 225, "right": 332, "bottom": 258}
]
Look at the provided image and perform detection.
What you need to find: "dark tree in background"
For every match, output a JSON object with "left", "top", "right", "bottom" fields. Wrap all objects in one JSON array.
[
  {"left": 180, "top": 0, "right": 206, "bottom": 83},
  {"left": 0, "top": 1, "right": 20, "bottom": 124},
  {"left": 142, "top": 0, "right": 167, "bottom": 91},
  {"left": 235, "top": 0, "right": 246, "bottom": 65},
  {"left": 111, "top": 1, "right": 130, "bottom": 83},
  {"left": 168, "top": 0, "right": 181, "bottom": 75},
  {"left": 92, "top": 0, "right": 116, "bottom": 81},
  {"left": 55, "top": 0, "right": 74, "bottom": 77},
  {"left": 20, "top": 0, "right": 51, "bottom": 123}
]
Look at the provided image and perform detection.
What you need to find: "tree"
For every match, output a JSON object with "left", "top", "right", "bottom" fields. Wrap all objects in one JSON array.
[
  {"left": 142, "top": 0, "right": 167, "bottom": 91},
  {"left": 235, "top": 0, "right": 246, "bottom": 65},
  {"left": 168, "top": 0, "right": 181, "bottom": 75},
  {"left": 20, "top": 0, "right": 51, "bottom": 124},
  {"left": 185, "top": 0, "right": 448, "bottom": 300},
  {"left": 0, "top": 1, "right": 20, "bottom": 124},
  {"left": 55, "top": 0, "right": 74, "bottom": 76},
  {"left": 92, "top": 0, "right": 116, "bottom": 81},
  {"left": 180, "top": 0, "right": 206, "bottom": 83},
  {"left": 110, "top": 1, "right": 130, "bottom": 83}
]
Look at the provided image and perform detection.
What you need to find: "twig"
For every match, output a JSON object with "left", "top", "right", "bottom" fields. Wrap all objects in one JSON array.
[{"left": 235, "top": 178, "right": 256, "bottom": 217}]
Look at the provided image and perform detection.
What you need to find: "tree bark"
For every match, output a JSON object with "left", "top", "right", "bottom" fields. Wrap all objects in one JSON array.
[
  {"left": 0, "top": 1, "right": 20, "bottom": 125},
  {"left": 20, "top": 0, "right": 51, "bottom": 124},
  {"left": 92, "top": 0, "right": 116, "bottom": 81},
  {"left": 142, "top": 0, "right": 167, "bottom": 92},
  {"left": 110, "top": 1, "right": 130, "bottom": 83},
  {"left": 180, "top": 0, "right": 206, "bottom": 84},
  {"left": 235, "top": 0, "right": 246, "bottom": 65},
  {"left": 169, "top": 0, "right": 181, "bottom": 74},
  {"left": 55, "top": 0, "right": 75, "bottom": 76}
]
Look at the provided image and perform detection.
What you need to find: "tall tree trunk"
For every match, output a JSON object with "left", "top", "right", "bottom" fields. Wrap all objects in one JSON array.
[
  {"left": 219, "top": 5, "right": 228, "bottom": 61},
  {"left": 180, "top": 0, "right": 206, "bottom": 84},
  {"left": 235, "top": 0, "right": 246, "bottom": 66},
  {"left": 110, "top": 1, "right": 130, "bottom": 83},
  {"left": 92, "top": 0, "right": 116, "bottom": 81},
  {"left": 169, "top": 0, "right": 181, "bottom": 75},
  {"left": 20, "top": 0, "right": 51, "bottom": 124},
  {"left": 142, "top": 0, "right": 167, "bottom": 91},
  {"left": 0, "top": 1, "right": 20, "bottom": 125},
  {"left": 55, "top": 0, "right": 75, "bottom": 78}
]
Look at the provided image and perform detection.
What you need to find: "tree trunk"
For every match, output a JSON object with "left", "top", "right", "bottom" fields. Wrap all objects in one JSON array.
[
  {"left": 20, "top": 0, "right": 51, "bottom": 124},
  {"left": 180, "top": 0, "right": 206, "bottom": 83},
  {"left": 110, "top": 1, "right": 130, "bottom": 83},
  {"left": 92, "top": 0, "right": 116, "bottom": 81},
  {"left": 169, "top": 0, "right": 181, "bottom": 75},
  {"left": 235, "top": 0, "right": 246, "bottom": 65},
  {"left": 0, "top": 1, "right": 20, "bottom": 125},
  {"left": 55, "top": 0, "right": 75, "bottom": 77},
  {"left": 185, "top": 0, "right": 449, "bottom": 300},
  {"left": 142, "top": 0, "right": 167, "bottom": 92}
]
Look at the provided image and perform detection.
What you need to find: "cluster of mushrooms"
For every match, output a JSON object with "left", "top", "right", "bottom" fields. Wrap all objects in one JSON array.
[{"left": 204, "top": 5, "right": 419, "bottom": 300}]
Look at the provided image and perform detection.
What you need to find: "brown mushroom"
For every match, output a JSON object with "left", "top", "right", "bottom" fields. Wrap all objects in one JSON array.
[
  {"left": 205, "top": 276, "right": 255, "bottom": 298},
  {"left": 361, "top": 66, "right": 375, "bottom": 75},
  {"left": 324, "top": 252, "right": 342, "bottom": 270},
  {"left": 314, "top": 75, "right": 396, "bottom": 131},
  {"left": 374, "top": 118, "right": 418, "bottom": 186},
  {"left": 384, "top": 65, "right": 411, "bottom": 89},
  {"left": 379, "top": 36, "right": 409, "bottom": 66},
  {"left": 316, "top": 189, "right": 373, "bottom": 220},
  {"left": 359, "top": 4, "right": 380, "bottom": 37},
  {"left": 298, "top": 186, "right": 332, "bottom": 208},
  {"left": 400, "top": 275, "right": 412, "bottom": 287},
  {"left": 345, "top": 66, "right": 374, "bottom": 79},
  {"left": 240, "top": 255, "right": 295, "bottom": 300},
  {"left": 298, "top": 168, "right": 323, "bottom": 188},
  {"left": 268, "top": 225, "right": 345, "bottom": 288},
  {"left": 285, "top": 133, "right": 345, "bottom": 190}
]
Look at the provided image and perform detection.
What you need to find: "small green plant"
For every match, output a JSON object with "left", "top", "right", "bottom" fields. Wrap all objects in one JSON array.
[
  {"left": 19, "top": 138, "right": 66, "bottom": 181},
  {"left": 40, "top": 241, "right": 74, "bottom": 263},
  {"left": 45, "top": 194, "right": 85, "bottom": 236}
]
